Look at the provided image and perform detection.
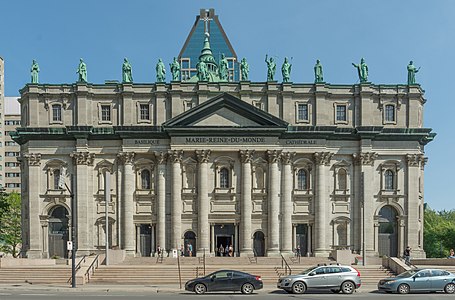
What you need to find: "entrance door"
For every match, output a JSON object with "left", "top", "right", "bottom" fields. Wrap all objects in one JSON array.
[
  {"left": 253, "top": 231, "right": 265, "bottom": 257},
  {"left": 296, "top": 224, "right": 308, "bottom": 256},
  {"left": 139, "top": 224, "right": 151, "bottom": 257},
  {"left": 184, "top": 231, "right": 196, "bottom": 257},
  {"left": 214, "top": 224, "right": 234, "bottom": 256},
  {"left": 48, "top": 206, "right": 69, "bottom": 258},
  {"left": 378, "top": 205, "right": 398, "bottom": 257}
]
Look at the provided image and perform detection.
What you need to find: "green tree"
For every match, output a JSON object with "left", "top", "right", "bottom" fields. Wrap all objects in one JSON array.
[
  {"left": 424, "top": 207, "right": 455, "bottom": 258},
  {"left": 0, "top": 192, "right": 21, "bottom": 257}
]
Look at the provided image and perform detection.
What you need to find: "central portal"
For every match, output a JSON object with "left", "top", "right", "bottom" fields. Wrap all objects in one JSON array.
[{"left": 214, "top": 224, "right": 234, "bottom": 256}]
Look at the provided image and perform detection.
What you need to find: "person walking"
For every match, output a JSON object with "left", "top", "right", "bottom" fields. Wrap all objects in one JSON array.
[{"left": 403, "top": 246, "right": 411, "bottom": 265}]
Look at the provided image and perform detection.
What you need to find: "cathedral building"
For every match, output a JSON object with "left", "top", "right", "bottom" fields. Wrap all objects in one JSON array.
[{"left": 14, "top": 9, "right": 434, "bottom": 259}]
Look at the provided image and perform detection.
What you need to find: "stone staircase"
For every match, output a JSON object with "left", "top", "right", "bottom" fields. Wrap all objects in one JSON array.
[{"left": 0, "top": 265, "right": 72, "bottom": 284}]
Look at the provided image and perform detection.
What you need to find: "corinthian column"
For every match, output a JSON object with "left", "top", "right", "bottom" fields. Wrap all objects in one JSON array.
[
  {"left": 239, "top": 150, "right": 254, "bottom": 256},
  {"left": 117, "top": 152, "right": 135, "bottom": 255},
  {"left": 170, "top": 150, "right": 183, "bottom": 251},
  {"left": 196, "top": 150, "right": 211, "bottom": 256},
  {"left": 155, "top": 151, "right": 167, "bottom": 251},
  {"left": 24, "top": 154, "right": 42, "bottom": 258},
  {"left": 313, "top": 151, "right": 333, "bottom": 257},
  {"left": 406, "top": 154, "right": 424, "bottom": 257},
  {"left": 71, "top": 151, "right": 95, "bottom": 255},
  {"left": 267, "top": 150, "right": 281, "bottom": 256},
  {"left": 281, "top": 152, "right": 295, "bottom": 255}
]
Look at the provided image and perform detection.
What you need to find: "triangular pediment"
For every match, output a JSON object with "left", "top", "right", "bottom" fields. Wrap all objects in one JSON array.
[{"left": 163, "top": 93, "right": 288, "bottom": 130}]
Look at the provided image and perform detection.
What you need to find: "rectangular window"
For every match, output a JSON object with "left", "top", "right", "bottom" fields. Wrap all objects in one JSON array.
[
  {"left": 336, "top": 105, "right": 347, "bottom": 122},
  {"left": 385, "top": 105, "right": 395, "bottom": 122},
  {"left": 139, "top": 104, "right": 150, "bottom": 120},
  {"left": 5, "top": 152, "right": 19, "bottom": 157},
  {"left": 101, "top": 105, "right": 111, "bottom": 122},
  {"left": 298, "top": 104, "right": 309, "bottom": 121},
  {"left": 52, "top": 105, "right": 62, "bottom": 122}
]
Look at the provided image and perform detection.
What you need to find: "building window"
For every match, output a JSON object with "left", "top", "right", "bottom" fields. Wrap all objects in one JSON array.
[
  {"left": 298, "top": 104, "right": 308, "bottom": 121},
  {"left": 5, "top": 173, "right": 20, "bottom": 177},
  {"left": 336, "top": 105, "right": 347, "bottom": 122},
  {"left": 220, "top": 168, "right": 229, "bottom": 188},
  {"left": 101, "top": 105, "right": 111, "bottom": 122},
  {"left": 139, "top": 104, "right": 150, "bottom": 121},
  {"left": 141, "top": 169, "right": 151, "bottom": 189},
  {"left": 384, "top": 169, "right": 394, "bottom": 190},
  {"left": 53, "top": 169, "right": 61, "bottom": 189},
  {"left": 5, "top": 141, "right": 16, "bottom": 146},
  {"left": 52, "top": 104, "right": 62, "bottom": 122},
  {"left": 337, "top": 169, "right": 347, "bottom": 190},
  {"left": 297, "top": 169, "right": 308, "bottom": 190},
  {"left": 385, "top": 104, "right": 395, "bottom": 122},
  {"left": 5, "top": 152, "right": 19, "bottom": 157}
]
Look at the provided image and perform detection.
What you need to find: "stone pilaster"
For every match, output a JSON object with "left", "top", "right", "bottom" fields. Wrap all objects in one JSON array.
[
  {"left": 117, "top": 152, "right": 135, "bottom": 255},
  {"left": 406, "top": 154, "right": 424, "bottom": 257},
  {"left": 196, "top": 150, "right": 210, "bottom": 256},
  {"left": 352, "top": 151, "right": 378, "bottom": 256},
  {"left": 24, "top": 153, "right": 42, "bottom": 258},
  {"left": 154, "top": 151, "right": 167, "bottom": 251},
  {"left": 170, "top": 150, "right": 183, "bottom": 250},
  {"left": 239, "top": 150, "right": 254, "bottom": 256},
  {"left": 266, "top": 150, "right": 281, "bottom": 256},
  {"left": 313, "top": 151, "right": 333, "bottom": 257},
  {"left": 281, "top": 152, "right": 295, "bottom": 255}
]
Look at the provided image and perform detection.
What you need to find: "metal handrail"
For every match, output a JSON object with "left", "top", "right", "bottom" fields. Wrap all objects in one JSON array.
[
  {"left": 281, "top": 254, "right": 292, "bottom": 275},
  {"left": 67, "top": 255, "right": 86, "bottom": 283},
  {"left": 85, "top": 254, "right": 100, "bottom": 283}
]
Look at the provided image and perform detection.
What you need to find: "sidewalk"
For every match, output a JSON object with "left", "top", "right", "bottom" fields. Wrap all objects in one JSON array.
[{"left": 0, "top": 283, "right": 379, "bottom": 294}]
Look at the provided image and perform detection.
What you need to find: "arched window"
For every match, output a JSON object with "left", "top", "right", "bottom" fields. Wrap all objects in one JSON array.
[
  {"left": 337, "top": 169, "right": 347, "bottom": 190},
  {"left": 385, "top": 105, "right": 395, "bottom": 122},
  {"left": 220, "top": 168, "right": 229, "bottom": 188},
  {"left": 384, "top": 169, "right": 394, "bottom": 190},
  {"left": 297, "top": 169, "right": 308, "bottom": 190},
  {"left": 141, "top": 169, "right": 151, "bottom": 189},
  {"left": 53, "top": 169, "right": 61, "bottom": 189}
]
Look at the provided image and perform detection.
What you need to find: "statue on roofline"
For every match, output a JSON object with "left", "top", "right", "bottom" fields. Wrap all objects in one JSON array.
[
  {"left": 352, "top": 58, "right": 368, "bottom": 83},
  {"left": 314, "top": 59, "right": 324, "bottom": 83},
  {"left": 30, "top": 59, "right": 40, "bottom": 84},
  {"left": 156, "top": 58, "right": 166, "bottom": 83},
  {"left": 170, "top": 57, "right": 180, "bottom": 81},
  {"left": 240, "top": 58, "right": 249, "bottom": 81},
  {"left": 265, "top": 54, "right": 276, "bottom": 81},
  {"left": 76, "top": 58, "right": 87, "bottom": 83},
  {"left": 122, "top": 58, "right": 133, "bottom": 83}
]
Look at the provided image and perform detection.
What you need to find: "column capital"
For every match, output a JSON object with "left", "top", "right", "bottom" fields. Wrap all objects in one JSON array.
[
  {"left": 169, "top": 150, "right": 184, "bottom": 163},
  {"left": 313, "top": 151, "right": 333, "bottom": 166},
  {"left": 266, "top": 149, "right": 281, "bottom": 163},
  {"left": 117, "top": 152, "right": 135, "bottom": 165},
  {"left": 24, "top": 153, "right": 42, "bottom": 166},
  {"left": 239, "top": 150, "right": 255, "bottom": 163},
  {"left": 281, "top": 152, "right": 296, "bottom": 165},
  {"left": 406, "top": 153, "right": 424, "bottom": 167},
  {"left": 71, "top": 151, "right": 95, "bottom": 166},
  {"left": 154, "top": 151, "right": 168, "bottom": 164},
  {"left": 195, "top": 150, "right": 211, "bottom": 163},
  {"left": 352, "top": 152, "right": 378, "bottom": 166}
]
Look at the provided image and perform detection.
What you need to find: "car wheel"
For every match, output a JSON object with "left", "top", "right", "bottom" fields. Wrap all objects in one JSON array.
[
  {"left": 341, "top": 281, "right": 355, "bottom": 294},
  {"left": 291, "top": 281, "right": 306, "bottom": 294},
  {"left": 194, "top": 283, "right": 207, "bottom": 294},
  {"left": 445, "top": 283, "right": 455, "bottom": 294},
  {"left": 241, "top": 283, "right": 254, "bottom": 294},
  {"left": 397, "top": 283, "right": 410, "bottom": 294}
]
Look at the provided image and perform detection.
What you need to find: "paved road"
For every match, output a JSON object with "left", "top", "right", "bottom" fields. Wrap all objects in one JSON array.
[{"left": 1, "top": 284, "right": 454, "bottom": 299}]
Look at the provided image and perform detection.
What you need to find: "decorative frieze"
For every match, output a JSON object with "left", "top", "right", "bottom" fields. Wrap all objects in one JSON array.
[
  {"left": 352, "top": 152, "right": 378, "bottom": 166},
  {"left": 266, "top": 150, "right": 281, "bottom": 163},
  {"left": 117, "top": 152, "right": 135, "bottom": 165},
  {"left": 24, "top": 153, "right": 42, "bottom": 166},
  {"left": 71, "top": 151, "right": 95, "bottom": 166},
  {"left": 281, "top": 151, "right": 296, "bottom": 165},
  {"left": 169, "top": 150, "right": 184, "bottom": 163},
  {"left": 406, "top": 154, "right": 424, "bottom": 167},
  {"left": 195, "top": 150, "right": 211, "bottom": 163},
  {"left": 239, "top": 150, "right": 255, "bottom": 163},
  {"left": 313, "top": 152, "right": 333, "bottom": 166}
]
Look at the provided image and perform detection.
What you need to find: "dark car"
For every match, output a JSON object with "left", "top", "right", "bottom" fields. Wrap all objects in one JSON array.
[
  {"left": 378, "top": 268, "right": 455, "bottom": 294},
  {"left": 185, "top": 270, "right": 263, "bottom": 294}
]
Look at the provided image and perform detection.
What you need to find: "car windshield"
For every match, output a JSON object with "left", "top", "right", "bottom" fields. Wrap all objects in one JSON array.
[
  {"left": 299, "top": 267, "right": 318, "bottom": 275},
  {"left": 397, "top": 270, "right": 418, "bottom": 278}
]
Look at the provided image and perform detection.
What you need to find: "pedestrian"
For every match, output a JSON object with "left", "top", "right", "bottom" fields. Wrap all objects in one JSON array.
[
  {"left": 296, "top": 245, "right": 301, "bottom": 258},
  {"left": 179, "top": 244, "right": 184, "bottom": 257},
  {"left": 187, "top": 243, "right": 193, "bottom": 257},
  {"left": 228, "top": 244, "right": 233, "bottom": 257},
  {"left": 448, "top": 248, "right": 455, "bottom": 259},
  {"left": 403, "top": 246, "right": 411, "bottom": 265},
  {"left": 157, "top": 245, "right": 162, "bottom": 258},
  {"left": 225, "top": 245, "right": 229, "bottom": 257},
  {"left": 218, "top": 244, "right": 224, "bottom": 257}
]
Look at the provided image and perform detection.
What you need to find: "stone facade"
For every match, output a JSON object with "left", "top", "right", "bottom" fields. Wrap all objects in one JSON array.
[
  {"left": 14, "top": 81, "right": 434, "bottom": 259},
  {"left": 0, "top": 58, "right": 5, "bottom": 189}
]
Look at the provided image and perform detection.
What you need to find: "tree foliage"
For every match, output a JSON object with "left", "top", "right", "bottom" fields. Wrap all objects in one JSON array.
[
  {"left": 0, "top": 192, "right": 21, "bottom": 258},
  {"left": 424, "top": 206, "right": 455, "bottom": 258}
]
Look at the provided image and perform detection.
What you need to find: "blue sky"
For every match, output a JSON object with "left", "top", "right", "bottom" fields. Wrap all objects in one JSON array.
[{"left": 1, "top": 0, "right": 453, "bottom": 210}]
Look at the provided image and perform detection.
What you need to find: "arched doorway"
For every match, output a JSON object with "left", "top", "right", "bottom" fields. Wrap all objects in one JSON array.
[
  {"left": 253, "top": 231, "right": 265, "bottom": 257},
  {"left": 378, "top": 205, "right": 398, "bottom": 257},
  {"left": 184, "top": 231, "right": 196, "bottom": 257},
  {"left": 48, "top": 206, "right": 69, "bottom": 258}
]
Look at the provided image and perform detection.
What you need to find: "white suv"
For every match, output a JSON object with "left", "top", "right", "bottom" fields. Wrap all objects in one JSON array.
[{"left": 277, "top": 264, "right": 361, "bottom": 294}]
